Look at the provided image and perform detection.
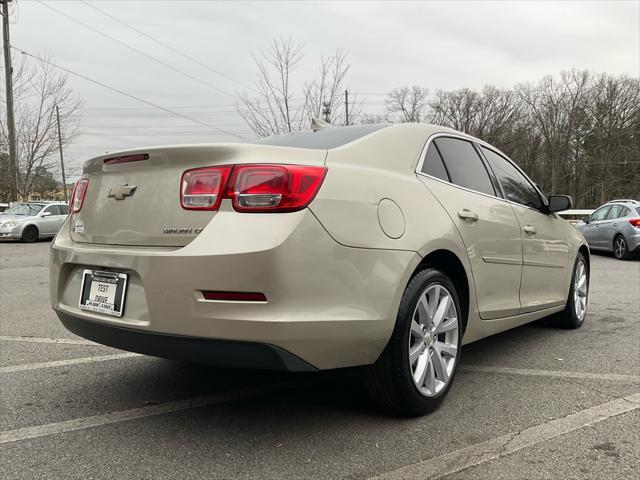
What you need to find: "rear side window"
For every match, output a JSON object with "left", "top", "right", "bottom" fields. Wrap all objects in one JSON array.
[
  {"left": 433, "top": 138, "right": 495, "bottom": 196},
  {"left": 481, "top": 147, "right": 543, "bottom": 210},
  {"left": 43, "top": 205, "right": 60, "bottom": 215},
  {"left": 636, "top": 207, "right": 640, "bottom": 216},
  {"left": 605, "top": 205, "right": 625, "bottom": 219},
  {"left": 421, "top": 143, "right": 449, "bottom": 182},
  {"left": 59, "top": 204, "right": 69, "bottom": 215}
]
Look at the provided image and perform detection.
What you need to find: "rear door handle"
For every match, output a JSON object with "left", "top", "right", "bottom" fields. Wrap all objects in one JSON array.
[
  {"left": 524, "top": 225, "right": 536, "bottom": 235},
  {"left": 457, "top": 209, "right": 478, "bottom": 221}
]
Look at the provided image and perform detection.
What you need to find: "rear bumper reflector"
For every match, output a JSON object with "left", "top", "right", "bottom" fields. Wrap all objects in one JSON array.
[{"left": 201, "top": 291, "right": 267, "bottom": 302}]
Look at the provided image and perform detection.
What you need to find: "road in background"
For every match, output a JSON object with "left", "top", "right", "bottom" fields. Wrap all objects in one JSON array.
[{"left": 1, "top": 241, "right": 638, "bottom": 479}]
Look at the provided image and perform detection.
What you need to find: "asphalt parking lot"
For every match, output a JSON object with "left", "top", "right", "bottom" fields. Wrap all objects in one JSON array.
[{"left": 1, "top": 241, "right": 638, "bottom": 480}]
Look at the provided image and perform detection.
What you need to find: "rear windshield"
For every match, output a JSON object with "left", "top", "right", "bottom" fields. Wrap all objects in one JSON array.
[
  {"left": 254, "top": 124, "right": 389, "bottom": 149},
  {"left": 636, "top": 207, "right": 640, "bottom": 216}
]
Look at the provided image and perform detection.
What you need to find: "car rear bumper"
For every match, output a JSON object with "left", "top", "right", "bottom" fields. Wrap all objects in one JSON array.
[
  {"left": 627, "top": 232, "right": 640, "bottom": 253},
  {"left": 51, "top": 210, "right": 420, "bottom": 370},
  {"left": 57, "top": 311, "right": 317, "bottom": 372}
]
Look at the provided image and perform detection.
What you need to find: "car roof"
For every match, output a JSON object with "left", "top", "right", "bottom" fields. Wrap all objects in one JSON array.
[{"left": 604, "top": 199, "right": 639, "bottom": 206}]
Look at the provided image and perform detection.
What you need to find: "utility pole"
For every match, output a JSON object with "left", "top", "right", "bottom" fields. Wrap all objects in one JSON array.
[
  {"left": 2, "top": 0, "right": 18, "bottom": 202},
  {"left": 344, "top": 90, "right": 349, "bottom": 126},
  {"left": 322, "top": 101, "right": 331, "bottom": 123},
  {"left": 55, "top": 105, "right": 68, "bottom": 202}
]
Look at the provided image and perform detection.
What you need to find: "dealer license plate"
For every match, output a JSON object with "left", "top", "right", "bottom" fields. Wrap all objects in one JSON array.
[{"left": 79, "top": 270, "right": 128, "bottom": 317}]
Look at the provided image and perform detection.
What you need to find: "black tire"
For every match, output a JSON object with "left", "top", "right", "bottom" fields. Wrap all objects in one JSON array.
[
  {"left": 550, "top": 252, "right": 588, "bottom": 329},
  {"left": 363, "top": 268, "right": 463, "bottom": 416},
  {"left": 613, "top": 234, "right": 631, "bottom": 260},
  {"left": 20, "top": 225, "right": 39, "bottom": 243}
]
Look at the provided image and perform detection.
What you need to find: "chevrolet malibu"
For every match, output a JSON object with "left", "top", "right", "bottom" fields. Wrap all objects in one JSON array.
[{"left": 50, "top": 124, "right": 589, "bottom": 415}]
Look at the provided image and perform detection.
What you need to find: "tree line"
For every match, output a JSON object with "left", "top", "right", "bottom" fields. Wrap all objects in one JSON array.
[
  {"left": 237, "top": 39, "right": 639, "bottom": 208},
  {"left": 2, "top": 40, "right": 637, "bottom": 209}
]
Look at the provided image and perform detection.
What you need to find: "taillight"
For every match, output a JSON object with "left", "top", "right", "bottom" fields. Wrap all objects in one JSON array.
[
  {"left": 104, "top": 153, "right": 149, "bottom": 165},
  {"left": 71, "top": 179, "right": 89, "bottom": 213},
  {"left": 180, "top": 166, "right": 232, "bottom": 210},
  {"left": 629, "top": 218, "right": 640, "bottom": 229},
  {"left": 226, "top": 164, "right": 327, "bottom": 212}
]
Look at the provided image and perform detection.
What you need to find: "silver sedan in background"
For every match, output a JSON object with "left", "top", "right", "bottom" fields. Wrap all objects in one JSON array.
[
  {"left": 0, "top": 202, "right": 69, "bottom": 243},
  {"left": 576, "top": 199, "right": 640, "bottom": 260}
]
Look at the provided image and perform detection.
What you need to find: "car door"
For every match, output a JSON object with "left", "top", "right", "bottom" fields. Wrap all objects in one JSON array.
[
  {"left": 480, "top": 147, "right": 569, "bottom": 312},
  {"left": 38, "top": 205, "right": 61, "bottom": 235},
  {"left": 51, "top": 205, "right": 68, "bottom": 233},
  {"left": 417, "top": 137, "right": 523, "bottom": 320},
  {"left": 600, "top": 205, "right": 626, "bottom": 251},
  {"left": 583, "top": 206, "right": 612, "bottom": 248}
]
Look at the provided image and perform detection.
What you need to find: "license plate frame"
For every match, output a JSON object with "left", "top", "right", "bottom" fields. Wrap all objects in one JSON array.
[{"left": 79, "top": 269, "right": 128, "bottom": 317}]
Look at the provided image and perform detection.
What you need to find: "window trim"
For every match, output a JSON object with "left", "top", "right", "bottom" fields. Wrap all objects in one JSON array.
[
  {"left": 416, "top": 134, "right": 501, "bottom": 200},
  {"left": 415, "top": 133, "right": 549, "bottom": 213}
]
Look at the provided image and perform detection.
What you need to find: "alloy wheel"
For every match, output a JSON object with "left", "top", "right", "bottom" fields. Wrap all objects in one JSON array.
[
  {"left": 408, "top": 284, "right": 459, "bottom": 397},
  {"left": 614, "top": 237, "right": 626, "bottom": 259},
  {"left": 573, "top": 259, "right": 588, "bottom": 321}
]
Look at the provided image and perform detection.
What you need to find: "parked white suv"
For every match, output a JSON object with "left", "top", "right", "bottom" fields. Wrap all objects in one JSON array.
[{"left": 0, "top": 202, "right": 69, "bottom": 242}]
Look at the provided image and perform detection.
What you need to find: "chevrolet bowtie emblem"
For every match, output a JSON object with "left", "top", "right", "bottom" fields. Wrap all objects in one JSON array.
[{"left": 108, "top": 184, "right": 138, "bottom": 200}]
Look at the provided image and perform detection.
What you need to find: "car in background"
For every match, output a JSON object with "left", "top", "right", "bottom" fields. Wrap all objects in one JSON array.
[
  {"left": 575, "top": 199, "right": 640, "bottom": 260},
  {"left": 0, "top": 202, "right": 69, "bottom": 243}
]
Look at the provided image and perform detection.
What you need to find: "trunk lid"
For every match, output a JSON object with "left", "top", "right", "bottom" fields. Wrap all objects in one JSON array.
[{"left": 70, "top": 143, "right": 327, "bottom": 246}]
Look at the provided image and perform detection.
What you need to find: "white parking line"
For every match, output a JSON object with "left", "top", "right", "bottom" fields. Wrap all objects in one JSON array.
[
  {"left": 370, "top": 392, "right": 640, "bottom": 480},
  {"left": 0, "top": 335, "right": 97, "bottom": 346},
  {"left": 460, "top": 365, "right": 640, "bottom": 383},
  {"left": 0, "top": 353, "right": 142, "bottom": 374},
  {"left": 0, "top": 381, "right": 302, "bottom": 444}
]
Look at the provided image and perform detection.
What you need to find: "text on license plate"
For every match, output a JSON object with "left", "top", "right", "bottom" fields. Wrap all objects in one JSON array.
[{"left": 79, "top": 270, "right": 128, "bottom": 317}]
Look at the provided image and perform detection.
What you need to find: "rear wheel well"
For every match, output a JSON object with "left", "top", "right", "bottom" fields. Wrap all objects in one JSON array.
[{"left": 411, "top": 250, "right": 470, "bottom": 332}]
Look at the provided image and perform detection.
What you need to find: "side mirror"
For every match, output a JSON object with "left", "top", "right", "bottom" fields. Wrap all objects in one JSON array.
[
  {"left": 582, "top": 216, "right": 590, "bottom": 224},
  {"left": 547, "top": 195, "right": 572, "bottom": 213},
  {"left": 41, "top": 211, "right": 51, "bottom": 217}
]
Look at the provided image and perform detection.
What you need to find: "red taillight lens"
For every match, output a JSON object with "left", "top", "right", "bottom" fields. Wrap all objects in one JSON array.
[
  {"left": 71, "top": 179, "right": 89, "bottom": 213},
  {"left": 629, "top": 218, "right": 640, "bottom": 229},
  {"left": 226, "top": 164, "right": 327, "bottom": 212},
  {"left": 180, "top": 166, "right": 232, "bottom": 210},
  {"left": 104, "top": 153, "right": 149, "bottom": 165}
]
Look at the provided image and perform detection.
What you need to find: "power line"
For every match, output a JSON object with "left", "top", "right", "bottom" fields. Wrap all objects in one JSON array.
[
  {"left": 79, "top": 0, "right": 259, "bottom": 95},
  {"left": 13, "top": 47, "right": 245, "bottom": 140},
  {"left": 34, "top": 0, "right": 236, "bottom": 98},
  {"left": 519, "top": 161, "right": 640, "bottom": 166}
]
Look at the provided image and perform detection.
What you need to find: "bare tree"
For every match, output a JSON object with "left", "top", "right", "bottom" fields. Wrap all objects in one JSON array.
[
  {"left": 385, "top": 86, "right": 428, "bottom": 123},
  {"left": 0, "top": 55, "right": 82, "bottom": 199},
  {"left": 237, "top": 38, "right": 359, "bottom": 136}
]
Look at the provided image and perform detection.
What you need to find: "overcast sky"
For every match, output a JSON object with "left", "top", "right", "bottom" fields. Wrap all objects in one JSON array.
[{"left": 10, "top": 0, "right": 640, "bottom": 180}]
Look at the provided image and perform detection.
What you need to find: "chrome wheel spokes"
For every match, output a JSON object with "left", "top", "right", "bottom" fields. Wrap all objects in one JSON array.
[
  {"left": 408, "top": 283, "right": 459, "bottom": 397},
  {"left": 573, "top": 260, "right": 588, "bottom": 321},
  {"left": 615, "top": 237, "right": 626, "bottom": 259}
]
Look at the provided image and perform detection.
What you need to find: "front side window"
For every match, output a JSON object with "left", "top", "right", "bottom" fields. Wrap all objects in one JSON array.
[
  {"left": 421, "top": 143, "right": 450, "bottom": 182},
  {"left": 591, "top": 206, "right": 611, "bottom": 221},
  {"left": 481, "top": 147, "right": 543, "bottom": 210},
  {"left": 433, "top": 138, "right": 495, "bottom": 196}
]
